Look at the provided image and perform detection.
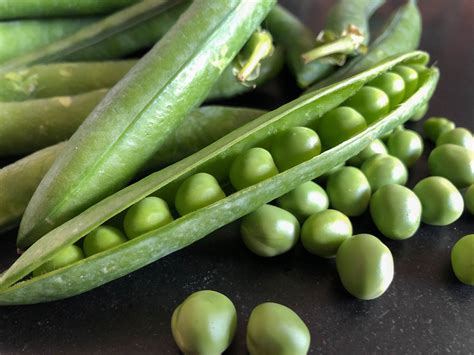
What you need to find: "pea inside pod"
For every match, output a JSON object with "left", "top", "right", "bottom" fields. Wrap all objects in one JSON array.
[
  {"left": 369, "top": 72, "right": 406, "bottom": 109},
  {"left": 344, "top": 86, "right": 389, "bottom": 124},
  {"left": 32, "top": 245, "right": 84, "bottom": 277},
  {"left": 83, "top": 225, "right": 127, "bottom": 257},
  {"left": 391, "top": 65, "right": 419, "bottom": 99}
]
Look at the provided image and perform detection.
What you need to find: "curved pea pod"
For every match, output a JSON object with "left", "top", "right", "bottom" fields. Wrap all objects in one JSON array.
[
  {"left": 307, "top": 0, "right": 422, "bottom": 92},
  {"left": 0, "top": 51, "right": 439, "bottom": 304},
  {"left": 17, "top": 0, "right": 276, "bottom": 248},
  {"left": 0, "top": 106, "right": 265, "bottom": 233}
]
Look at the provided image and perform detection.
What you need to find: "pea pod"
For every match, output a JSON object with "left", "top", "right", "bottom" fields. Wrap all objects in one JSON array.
[
  {"left": 0, "top": 106, "right": 265, "bottom": 233},
  {"left": 17, "top": 0, "right": 276, "bottom": 248},
  {"left": 0, "top": 52, "right": 438, "bottom": 304}
]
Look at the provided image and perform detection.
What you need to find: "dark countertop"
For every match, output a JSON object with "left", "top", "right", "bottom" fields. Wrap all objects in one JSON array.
[{"left": 0, "top": 1, "right": 473, "bottom": 354}]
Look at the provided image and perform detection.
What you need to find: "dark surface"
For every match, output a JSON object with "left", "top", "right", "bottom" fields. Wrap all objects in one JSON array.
[{"left": 0, "top": 1, "right": 473, "bottom": 354}]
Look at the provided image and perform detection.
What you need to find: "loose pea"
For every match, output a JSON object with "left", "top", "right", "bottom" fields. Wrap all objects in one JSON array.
[
  {"left": 317, "top": 106, "right": 367, "bottom": 149},
  {"left": 277, "top": 181, "right": 328, "bottom": 221},
  {"left": 369, "top": 72, "right": 406, "bottom": 109},
  {"left": 413, "top": 177, "right": 464, "bottom": 226},
  {"left": 270, "top": 127, "right": 321, "bottom": 171},
  {"left": 436, "top": 128, "right": 474, "bottom": 151},
  {"left": 370, "top": 184, "right": 422, "bottom": 240},
  {"left": 83, "top": 225, "right": 128, "bottom": 256},
  {"left": 175, "top": 173, "right": 226, "bottom": 216},
  {"left": 451, "top": 234, "right": 474, "bottom": 285},
  {"left": 423, "top": 116, "right": 455, "bottom": 142},
  {"left": 326, "top": 167, "right": 371, "bottom": 216},
  {"left": 465, "top": 184, "right": 474, "bottom": 215},
  {"left": 336, "top": 234, "right": 394, "bottom": 300},
  {"left": 241, "top": 204, "right": 300, "bottom": 257},
  {"left": 32, "top": 245, "right": 84, "bottom": 277},
  {"left": 361, "top": 154, "right": 408, "bottom": 191},
  {"left": 123, "top": 197, "right": 174, "bottom": 239},
  {"left": 344, "top": 86, "right": 390, "bottom": 124},
  {"left": 301, "top": 209, "right": 352, "bottom": 258},
  {"left": 391, "top": 65, "right": 419, "bottom": 99},
  {"left": 428, "top": 144, "right": 474, "bottom": 188},
  {"left": 246, "top": 302, "right": 310, "bottom": 355},
  {"left": 409, "top": 102, "right": 428, "bottom": 122},
  {"left": 171, "top": 290, "right": 237, "bottom": 355},
  {"left": 347, "top": 139, "right": 387, "bottom": 167},
  {"left": 387, "top": 129, "right": 424, "bottom": 167}
]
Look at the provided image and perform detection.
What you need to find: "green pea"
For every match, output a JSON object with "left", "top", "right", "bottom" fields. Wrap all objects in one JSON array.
[
  {"left": 229, "top": 147, "right": 279, "bottom": 190},
  {"left": 423, "top": 116, "right": 455, "bottom": 142},
  {"left": 409, "top": 102, "right": 428, "bottom": 122},
  {"left": 413, "top": 177, "right": 464, "bottom": 226},
  {"left": 380, "top": 124, "right": 404, "bottom": 142},
  {"left": 314, "top": 162, "right": 344, "bottom": 184},
  {"left": 33, "top": 245, "right": 84, "bottom": 277},
  {"left": 387, "top": 129, "right": 424, "bottom": 167},
  {"left": 301, "top": 209, "right": 352, "bottom": 258},
  {"left": 246, "top": 302, "right": 310, "bottom": 355},
  {"left": 83, "top": 225, "right": 127, "bottom": 256},
  {"left": 428, "top": 144, "right": 474, "bottom": 188},
  {"left": 317, "top": 106, "right": 367, "bottom": 149},
  {"left": 451, "top": 234, "right": 474, "bottom": 286},
  {"left": 391, "top": 65, "right": 419, "bottom": 99},
  {"left": 336, "top": 234, "right": 394, "bottom": 300},
  {"left": 370, "top": 184, "right": 422, "bottom": 240},
  {"left": 361, "top": 154, "right": 408, "bottom": 191},
  {"left": 171, "top": 290, "right": 237, "bottom": 355},
  {"left": 123, "top": 197, "right": 174, "bottom": 239},
  {"left": 270, "top": 127, "right": 321, "bottom": 171},
  {"left": 369, "top": 72, "right": 406, "bottom": 109},
  {"left": 344, "top": 86, "right": 390, "bottom": 124},
  {"left": 241, "top": 204, "right": 300, "bottom": 257},
  {"left": 436, "top": 128, "right": 474, "bottom": 151},
  {"left": 347, "top": 139, "right": 387, "bottom": 167},
  {"left": 175, "top": 173, "right": 226, "bottom": 216},
  {"left": 465, "top": 184, "right": 474, "bottom": 215},
  {"left": 408, "top": 64, "right": 429, "bottom": 77},
  {"left": 277, "top": 181, "right": 328, "bottom": 221},
  {"left": 326, "top": 167, "right": 371, "bottom": 216}
]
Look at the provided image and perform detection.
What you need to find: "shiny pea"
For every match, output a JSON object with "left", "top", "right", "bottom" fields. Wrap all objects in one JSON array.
[
  {"left": 241, "top": 204, "right": 299, "bottom": 257},
  {"left": 347, "top": 139, "right": 387, "bottom": 167},
  {"left": 123, "top": 197, "right": 174, "bottom": 239},
  {"left": 32, "top": 245, "right": 84, "bottom": 277},
  {"left": 301, "top": 209, "right": 352, "bottom": 258},
  {"left": 413, "top": 177, "right": 464, "bottom": 226},
  {"left": 451, "top": 234, "right": 474, "bottom": 285},
  {"left": 314, "top": 162, "right": 344, "bottom": 184},
  {"left": 344, "top": 86, "right": 390, "bottom": 124},
  {"left": 369, "top": 72, "right": 406, "bottom": 109},
  {"left": 370, "top": 184, "right": 422, "bottom": 240},
  {"left": 326, "top": 167, "right": 371, "bottom": 216},
  {"left": 380, "top": 125, "right": 404, "bottom": 142},
  {"left": 436, "top": 128, "right": 474, "bottom": 151},
  {"left": 247, "top": 302, "right": 310, "bottom": 355},
  {"left": 361, "top": 154, "right": 408, "bottom": 191},
  {"left": 336, "top": 234, "right": 394, "bottom": 300},
  {"left": 171, "top": 290, "right": 237, "bottom": 355},
  {"left": 465, "top": 184, "right": 474, "bottom": 215},
  {"left": 175, "top": 173, "right": 226, "bottom": 216},
  {"left": 391, "top": 65, "right": 419, "bottom": 99},
  {"left": 317, "top": 106, "right": 367, "bottom": 149},
  {"left": 409, "top": 102, "right": 428, "bottom": 122},
  {"left": 423, "top": 116, "right": 455, "bottom": 142},
  {"left": 83, "top": 226, "right": 127, "bottom": 257},
  {"left": 270, "top": 127, "right": 321, "bottom": 171},
  {"left": 387, "top": 129, "right": 424, "bottom": 167},
  {"left": 229, "top": 147, "right": 279, "bottom": 190},
  {"left": 428, "top": 144, "right": 474, "bottom": 188},
  {"left": 277, "top": 181, "right": 328, "bottom": 221},
  {"left": 408, "top": 63, "right": 429, "bottom": 77}
]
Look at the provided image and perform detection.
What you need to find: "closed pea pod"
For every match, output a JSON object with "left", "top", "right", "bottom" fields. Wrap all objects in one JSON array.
[
  {"left": 451, "top": 234, "right": 474, "bottom": 286},
  {"left": 82, "top": 226, "right": 127, "bottom": 257},
  {"left": 465, "top": 185, "right": 474, "bottom": 215},
  {"left": 347, "top": 139, "right": 387, "bottom": 167},
  {"left": 436, "top": 128, "right": 474, "bottom": 151},
  {"left": 344, "top": 86, "right": 389, "bottom": 124},
  {"left": 361, "top": 154, "right": 408, "bottom": 191},
  {"left": 428, "top": 144, "right": 474, "bottom": 188},
  {"left": 387, "top": 129, "right": 424, "bottom": 167},
  {"left": 423, "top": 116, "right": 455, "bottom": 142}
]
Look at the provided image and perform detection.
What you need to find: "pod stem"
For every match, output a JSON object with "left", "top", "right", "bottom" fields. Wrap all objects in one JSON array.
[{"left": 236, "top": 29, "right": 274, "bottom": 82}]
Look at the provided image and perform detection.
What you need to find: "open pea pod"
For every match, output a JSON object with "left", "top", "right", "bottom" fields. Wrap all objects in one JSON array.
[{"left": 0, "top": 51, "right": 439, "bottom": 305}]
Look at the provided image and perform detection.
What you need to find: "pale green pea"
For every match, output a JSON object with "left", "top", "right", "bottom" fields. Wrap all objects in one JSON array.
[
  {"left": 451, "top": 234, "right": 474, "bottom": 285},
  {"left": 387, "top": 129, "right": 424, "bottom": 167},
  {"left": 428, "top": 144, "right": 474, "bottom": 188},
  {"left": 391, "top": 65, "right": 419, "bottom": 99},
  {"left": 277, "top": 181, "right": 328, "bottom": 221},
  {"left": 361, "top": 154, "right": 408, "bottom": 191},
  {"left": 436, "top": 128, "right": 474, "bottom": 151},
  {"left": 83, "top": 225, "right": 128, "bottom": 256},
  {"left": 344, "top": 86, "right": 390, "bottom": 124},
  {"left": 33, "top": 245, "right": 84, "bottom": 277},
  {"left": 423, "top": 116, "right": 455, "bottom": 142},
  {"left": 369, "top": 72, "right": 406, "bottom": 109},
  {"left": 347, "top": 139, "right": 387, "bottom": 167}
]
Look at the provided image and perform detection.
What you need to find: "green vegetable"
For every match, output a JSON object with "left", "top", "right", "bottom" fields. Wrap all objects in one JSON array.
[
  {"left": 428, "top": 144, "right": 474, "bottom": 188},
  {"left": 361, "top": 154, "right": 408, "bottom": 191},
  {"left": 387, "top": 129, "right": 424, "bottom": 167},
  {"left": 301, "top": 209, "right": 352, "bottom": 258},
  {"left": 32, "top": 245, "right": 84, "bottom": 277},
  {"left": 465, "top": 185, "right": 474, "bottom": 215},
  {"left": 171, "top": 290, "right": 237, "bottom": 355},
  {"left": 0, "top": 52, "right": 438, "bottom": 304},
  {"left": 277, "top": 181, "right": 329, "bottom": 221},
  {"left": 347, "top": 139, "right": 387, "bottom": 167},
  {"left": 423, "top": 116, "right": 455, "bottom": 142},
  {"left": 369, "top": 72, "right": 406, "bottom": 109},
  {"left": 18, "top": 0, "right": 276, "bottom": 248},
  {"left": 451, "top": 234, "right": 474, "bottom": 286},
  {"left": 241, "top": 205, "right": 299, "bottom": 257},
  {"left": 344, "top": 86, "right": 390, "bottom": 124},
  {"left": 326, "top": 166, "right": 371, "bottom": 216},
  {"left": 436, "top": 128, "right": 474, "bottom": 151},
  {"left": 409, "top": 102, "right": 428, "bottom": 121},
  {"left": 370, "top": 184, "right": 422, "bottom": 240},
  {"left": 336, "top": 234, "right": 394, "bottom": 300},
  {"left": 82, "top": 225, "right": 127, "bottom": 257},
  {"left": 413, "top": 177, "right": 464, "bottom": 226},
  {"left": 246, "top": 302, "right": 310, "bottom": 355},
  {"left": 391, "top": 64, "right": 419, "bottom": 99}
]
